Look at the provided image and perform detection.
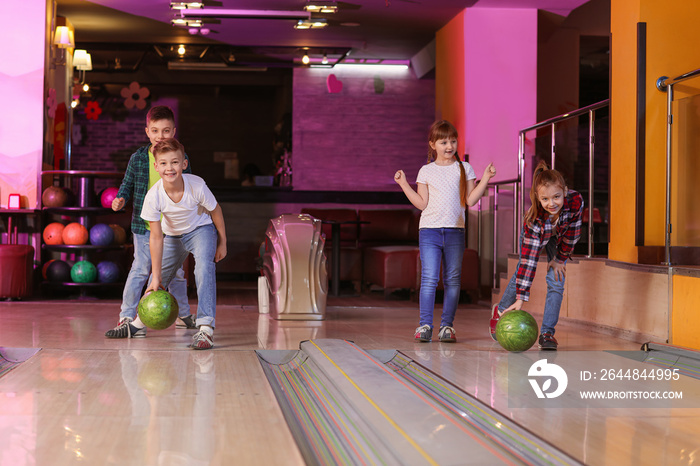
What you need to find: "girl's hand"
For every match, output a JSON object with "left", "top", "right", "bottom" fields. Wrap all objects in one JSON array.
[
  {"left": 504, "top": 299, "right": 523, "bottom": 312},
  {"left": 483, "top": 163, "right": 496, "bottom": 180},
  {"left": 394, "top": 170, "right": 406, "bottom": 185},
  {"left": 548, "top": 260, "right": 566, "bottom": 281}
]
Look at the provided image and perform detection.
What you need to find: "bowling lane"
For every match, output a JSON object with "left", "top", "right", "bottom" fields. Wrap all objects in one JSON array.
[
  {"left": 0, "top": 349, "right": 303, "bottom": 465},
  {"left": 404, "top": 349, "right": 700, "bottom": 465}
]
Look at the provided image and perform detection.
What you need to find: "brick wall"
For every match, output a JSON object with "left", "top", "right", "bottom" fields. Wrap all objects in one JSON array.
[{"left": 292, "top": 67, "right": 435, "bottom": 191}]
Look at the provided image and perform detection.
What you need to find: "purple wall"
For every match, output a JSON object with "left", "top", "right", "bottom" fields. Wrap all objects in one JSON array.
[{"left": 292, "top": 66, "right": 435, "bottom": 191}]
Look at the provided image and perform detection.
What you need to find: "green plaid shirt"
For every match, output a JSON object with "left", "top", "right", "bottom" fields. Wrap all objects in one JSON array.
[{"left": 117, "top": 145, "right": 192, "bottom": 235}]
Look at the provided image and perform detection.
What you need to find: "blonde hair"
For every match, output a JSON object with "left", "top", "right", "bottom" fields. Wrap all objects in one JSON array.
[
  {"left": 428, "top": 120, "right": 467, "bottom": 207},
  {"left": 524, "top": 160, "right": 568, "bottom": 226}
]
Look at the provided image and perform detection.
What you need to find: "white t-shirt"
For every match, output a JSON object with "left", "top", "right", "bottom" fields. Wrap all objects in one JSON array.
[
  {"left": 141, "top": 174, "right": 218, "bottom": 236},
  {"left": 416, "top": 161, "right": 476, "bottom": 229}
]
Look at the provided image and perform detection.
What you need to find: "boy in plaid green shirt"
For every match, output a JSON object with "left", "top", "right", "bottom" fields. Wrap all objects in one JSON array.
[{"left": 105, "top": 106, "right": 195, "bottom": 338}]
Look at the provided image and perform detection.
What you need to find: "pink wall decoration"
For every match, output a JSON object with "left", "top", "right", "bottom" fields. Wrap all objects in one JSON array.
[
  {"left": 0, "top": 0, "right": 46, "bottom": 208},
  {"left": 326, "top": 74, "right": 343, "bottom": 93},
  {"left": 121, "top": 81, "right": 150, "bottom": 110}
]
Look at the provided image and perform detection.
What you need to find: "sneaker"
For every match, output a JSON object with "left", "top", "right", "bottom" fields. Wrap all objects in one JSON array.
[
  {"left": 176, "top": 314, "right": 197, "bottom": 329},
  {"left": 538, "top": 332, "right": 558, "bottom": 350},
  {"left": 105, "top": 317, "right": 147, "bottom": 339},
  {"left": 489, "top": 303, "right": 502, "bottom": 341},
  {"left": 414, "top": 324, "right": 432, "bottom": 342},
  {"left": 190, "top": 330, "right": 214, "bottom": 350},
  {"left": 438, "top": 326, "right": 456, "bottom": 343}
]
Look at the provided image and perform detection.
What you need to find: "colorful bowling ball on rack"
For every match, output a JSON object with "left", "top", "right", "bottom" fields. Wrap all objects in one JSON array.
[
  {"left": 96, "top": 261, "right": 120, "bottom": 283},
  {"left": 42, "top": 260, "right": 57, "bottom": 280},
  {"left": 89, "top": 223, "right": 114, "bottom": 246},
  {"left": 46, "top": 260, "right": 72, "bottom": 283},
  {"left": 42, "top": 186, "right": 67, "bottom": 208},
  {"left": 109, "top": 224, "right": 127, "bottom": 245},
  {"left": 137, "top": 290, "right": 179, "bottom": 330},
  {"left": 71, "top": 260, "right": 97, "bottom": 283},
  {"left": 63, "top": 222, "right": 89, "bottom": 245},
  {"left": 100, "top": 187, "right": 119, "bottom": 209},
  {"left": 43, "top": 222, "right": 65, "bottom": 245},
  {"left": 495, "top": 310, "right": 539, "bottom": 353}
]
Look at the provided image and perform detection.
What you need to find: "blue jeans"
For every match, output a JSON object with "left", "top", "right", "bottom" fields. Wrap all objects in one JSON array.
[
  {"left": 160, "top": 224, "right": 218, "bottom": 328},
  {"left": 418, "top": 228, "right": 465, "bottom": 328},
  {"left": 497, "top": 233, "right": 564, "bottom": 335},
  {"left": 120, "top": 231, "right": 190, "bottom": 320}
]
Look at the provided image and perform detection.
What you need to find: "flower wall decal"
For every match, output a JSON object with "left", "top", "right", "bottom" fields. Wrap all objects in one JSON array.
[
  {"left": 120, "top": 81, "right": 150, "bottom": 110},
  {"left": 86, "top": 101, "right": 102, "bottom": 120},
  {"left": 46, "top": 88, "right": 57, "bottom": 118}
]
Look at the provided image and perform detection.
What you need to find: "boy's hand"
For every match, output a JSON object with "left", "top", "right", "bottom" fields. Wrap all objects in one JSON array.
[
  {"left": 112, "top": 197, "right": 126, "bottom": 211},
  {"left": 394, "top": 170, "right": 407, "bottom": 185},
  {"left": 482, "top": 163, "right": 496, "bottom": 180},
  {"left": 215, "top": 243, "right": 227, "bottom": 262},
  {"left": 144, "top": 281, "right": 164, "bottom": 295}
]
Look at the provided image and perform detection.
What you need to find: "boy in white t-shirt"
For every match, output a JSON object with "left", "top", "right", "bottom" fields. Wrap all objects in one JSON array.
[{"left": 139, "top": 138, "right": 227, "bottom": 350}]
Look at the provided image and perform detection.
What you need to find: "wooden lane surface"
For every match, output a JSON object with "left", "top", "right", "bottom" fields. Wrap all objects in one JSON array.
[
  {"left": 403, "top": 349, "right": 700, "bottom": 466},
  {"left": 0, "top": 348, "right": 303, "bottom": 466}
]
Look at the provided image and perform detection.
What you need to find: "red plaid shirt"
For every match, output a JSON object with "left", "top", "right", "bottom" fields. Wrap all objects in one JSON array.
[{"left": 515, "top": 189, "right": 583, "bottom": 301}]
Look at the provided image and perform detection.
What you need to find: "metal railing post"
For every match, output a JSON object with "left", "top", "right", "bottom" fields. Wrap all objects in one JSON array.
[
  {"left": 664, "top": 84, "right": 674, "bottom": 265},
  {"left": 492, "top": 185, "right": 499, "bottom": 288},
  {"left": 551, "top": 122, "right": 556, "bottom": 170}
]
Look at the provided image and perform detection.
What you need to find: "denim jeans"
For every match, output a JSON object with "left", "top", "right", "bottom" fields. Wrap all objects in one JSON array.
[
  {"left": 120, "top": 230, "right": 190, "bottom": 320},
  {"left": 418, "top": 228, "right": 465, "bottom": 328},
  {"left": 160, "top": 223, "right": 218, "bottom": 328},
  {"left": 497, "top": 232, "right": 564, "bottom": 335}
]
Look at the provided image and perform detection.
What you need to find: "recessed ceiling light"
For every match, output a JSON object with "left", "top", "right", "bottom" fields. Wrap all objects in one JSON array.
[{"left": 304, "top": 2, "right": 338, "bottom": 14}]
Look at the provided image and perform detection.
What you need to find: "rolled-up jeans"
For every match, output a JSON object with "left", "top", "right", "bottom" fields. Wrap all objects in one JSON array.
[{"left": 418, "top": 228, "right": 465, "bottom": 328}]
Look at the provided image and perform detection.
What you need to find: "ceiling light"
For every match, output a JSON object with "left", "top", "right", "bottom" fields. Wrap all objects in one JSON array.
[
  {"left": 322, "top": 53, "right": 328, "bottom": 64},
  {"left": 304, "top": 2, "right": 338, "bottom": 14},
  {"left": 294, "top": 18, "right": 327, "bottom": 29},
  {"left": 170, "top": 2, "right": 204, "bottom": 9},
  {"left": 171, "top": 18, "right": 202, "bottom": 27},
  {"left": 302, "top": 53, "right": 310, "bottom": 65},
  {"left": 178, "top": 44, "right": 186, "bottom": 56},
  {"left": 82, "top": 83, "right": 90, "bottom": 92}
]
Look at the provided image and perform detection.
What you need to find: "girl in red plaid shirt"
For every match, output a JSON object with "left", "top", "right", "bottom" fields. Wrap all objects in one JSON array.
[{"left": 489, "top": 160, "right": 583, "bottom": 350}]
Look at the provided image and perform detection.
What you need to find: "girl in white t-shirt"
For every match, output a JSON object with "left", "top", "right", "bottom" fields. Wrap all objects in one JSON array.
[{"left": 395, "top": 120, "right": 495, "bottom": 343}]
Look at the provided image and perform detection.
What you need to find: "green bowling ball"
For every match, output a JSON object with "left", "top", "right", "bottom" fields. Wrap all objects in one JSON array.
[
  {"left": 70, "top": 260, "right": 97, "bottom": 283},
  {"left": 137, "top": 290, "right": 179, "bottom": 330},
  {"left": 495, "top": 310, "right": 539, "bottom": 352}
]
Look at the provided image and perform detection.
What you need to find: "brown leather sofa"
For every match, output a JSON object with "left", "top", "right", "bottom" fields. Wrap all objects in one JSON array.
[{"left": 300, "top": 208, "right": 480, "bottom": 300}]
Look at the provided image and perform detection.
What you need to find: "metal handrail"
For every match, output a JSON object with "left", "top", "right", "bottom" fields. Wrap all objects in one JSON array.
[
  {"left": 477, "top": 178, "right": 519, "bottom": 288},
  {"left": 517, "top": 99, "right": 610, "bottom": 258},
  {"left": 656, "top": 69, "right": 700, "bottom": 265}
]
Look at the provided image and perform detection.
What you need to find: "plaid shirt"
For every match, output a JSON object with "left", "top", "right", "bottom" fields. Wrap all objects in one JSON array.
[
  {"left": 117, "top": 145, "right": 192, "bottom": 235},
  {"left": 515, "top": 189, "right": 583, "bottom": 301}
]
